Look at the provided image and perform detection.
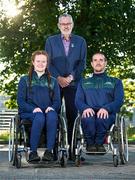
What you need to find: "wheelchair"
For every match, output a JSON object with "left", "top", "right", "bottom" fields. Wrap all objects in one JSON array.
[
  {"left": 71, "top": 113, "right": 128, "bottom": 167},
  {"left": 8, "top": 112, "right": 69, "bottom": 168}
]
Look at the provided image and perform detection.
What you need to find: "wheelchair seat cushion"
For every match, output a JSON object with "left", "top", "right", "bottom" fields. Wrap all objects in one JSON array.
[{"left": 21, "top": 119, "right": 32, "bottom": 126}]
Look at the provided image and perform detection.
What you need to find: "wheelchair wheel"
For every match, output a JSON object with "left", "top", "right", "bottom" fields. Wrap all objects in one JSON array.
[
  {"left": 58, "top": 115, "right": 68, "bottom": 167},
  {"left": 60, "top": 151, "right": 67, "bottom": 168},
  {"left": 13, "top": 115, "right": 22, "bottom": 168},
  {"left": 71, "top": 115, "right": 83, "bottom": 166},
  {"left": 14, "top": 153, "right": 22, "bottom": 168},
  {"left": 118, "top": 116, "right": 128, "bottom": 164},
  {"left": 105, "top": 122, "right": 119, "bottom": 166},
  {"left": 8, "top": 116, "right": 15, "bottom": 163}
]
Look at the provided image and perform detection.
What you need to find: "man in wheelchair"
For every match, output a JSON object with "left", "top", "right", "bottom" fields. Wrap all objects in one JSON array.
[
  {"left": 17, "top": 50, "right": 61, "bottom": 163},
  {"left": 75, "top": 52, "right": 124, "bottom": 152}
]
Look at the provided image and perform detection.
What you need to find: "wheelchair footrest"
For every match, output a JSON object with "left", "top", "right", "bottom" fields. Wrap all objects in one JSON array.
[
  {"left": 85, "top": 151, "right": 107, "bottom": 155},
  {"left": 28, "top": 160, "right": 58, "bottom": 165}
]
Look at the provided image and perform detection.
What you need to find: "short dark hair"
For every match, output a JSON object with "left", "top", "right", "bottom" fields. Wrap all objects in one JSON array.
[{"left": 91, "top": 52, "right": 107, "bottom": 62}]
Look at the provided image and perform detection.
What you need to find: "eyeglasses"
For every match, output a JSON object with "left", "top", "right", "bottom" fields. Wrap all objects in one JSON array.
[{"left": 59, "top": 23, "right": 72, "bottom": 26}]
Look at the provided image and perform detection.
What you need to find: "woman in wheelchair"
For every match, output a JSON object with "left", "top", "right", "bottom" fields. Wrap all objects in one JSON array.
[
  {"left": 17, "top": 50, "right": 61, "bottom": 163},
  {"left": 75, "top": 52, "right": 124, "bottom": 153}
]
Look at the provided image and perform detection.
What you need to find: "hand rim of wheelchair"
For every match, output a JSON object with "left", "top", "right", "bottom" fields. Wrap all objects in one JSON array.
[
  {"left": 58, "top": 115, "right": 69, "bottom": 167},
  {"left": 71, "top": 114, "right": 84, "bottom": 165},
  {"left": 13, "top": 114, "right": 24, "bottom": 168},
  {"left": 117, "top": 115, "right": 128, "bottom": 164},
  {"left": 8, "top": 116, "right": 15, "bottom": 162}
]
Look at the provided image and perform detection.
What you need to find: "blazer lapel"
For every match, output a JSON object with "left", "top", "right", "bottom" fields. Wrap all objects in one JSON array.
[
  {"left": 57, "top": 34, "right": 66, "bottom": 57},
  {"left": 68, "top": 34, "right": 75, "bottom": 57}
]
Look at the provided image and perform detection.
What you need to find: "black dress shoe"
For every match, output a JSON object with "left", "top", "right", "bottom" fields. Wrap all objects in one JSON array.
[{"left": 28, "top": 151, "right": 40, "bottom": 162}]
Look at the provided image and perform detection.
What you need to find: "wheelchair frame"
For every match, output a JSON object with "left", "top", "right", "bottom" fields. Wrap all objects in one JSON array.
[
  {"left": 71, "top": 113, "right": 128, "bottom": 167},
  {"left": 8, "top": 113, "right": 69, "bottom": 168}
]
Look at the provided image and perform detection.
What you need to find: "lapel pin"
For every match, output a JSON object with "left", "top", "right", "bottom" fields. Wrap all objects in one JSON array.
[{"left": 71, "top": 43, "right": 74, "bottom": 48}]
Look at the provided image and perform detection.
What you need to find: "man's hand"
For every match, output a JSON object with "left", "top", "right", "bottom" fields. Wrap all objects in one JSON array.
[
  {"left": 97, "top": 108, "right": 109, "bottom": 119},
  {"left": 45, "top": 107, "right": 54, "bottom": 113},
  {"left": 33, "top": 107, "right": 42, "bottom": 113},
  {"left": 67, "top": 74, "right": 74, "bottom": 82},
  {"left": 82, "top": 108, "right": 95, "bottom": 118},
  {"left": 57, "top": 76, "right": 70, "bottom": 88}
]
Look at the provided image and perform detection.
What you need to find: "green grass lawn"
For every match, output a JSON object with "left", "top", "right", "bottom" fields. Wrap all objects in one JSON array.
[
  {"left": 128, "top": 127, "right": 135, "bottom": 143},
  {"left": 0, "top": 131, "right": 9, "bottom": 142}
]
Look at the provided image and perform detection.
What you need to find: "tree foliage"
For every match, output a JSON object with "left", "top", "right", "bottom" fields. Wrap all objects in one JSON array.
[{"left": 0, "top": 0, "right": 135, "bottom": 111}]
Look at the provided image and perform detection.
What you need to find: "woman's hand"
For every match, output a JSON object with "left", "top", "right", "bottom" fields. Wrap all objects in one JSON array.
[
  {"left": 45, "top": 107, "right": 54, "bottom": 113},
  {"left": 33, "top": 107, "right": 42, "bottom": 113}
]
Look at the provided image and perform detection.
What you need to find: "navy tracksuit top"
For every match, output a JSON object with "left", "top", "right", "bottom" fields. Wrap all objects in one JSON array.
[
  {"left": 17, "top": 71, "right": 61, "bottom": 116},
  {"left": 75, "top": 73, "right": 124, "bottom": 114}
]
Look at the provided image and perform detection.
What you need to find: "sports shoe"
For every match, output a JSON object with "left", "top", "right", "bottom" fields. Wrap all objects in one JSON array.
[
  {"left": 86, "top": 144, "right": 97, "bottom": 152},
  {"left": 42, "top": 150, "right": 53, "bottom": 161},
  {"left": 96, "top": 145, "right": 106, "bottom": 152},
  {"left": 28, "top": 151, "right": 40, "bottom": 162}
]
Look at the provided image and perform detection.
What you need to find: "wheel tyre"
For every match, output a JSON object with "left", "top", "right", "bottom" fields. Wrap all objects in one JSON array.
[
  {"left": 60, "top": 154, "right": 67, "bottom": 168},
  {"left": 113, "top": 155, "right": 118, "bottom": 167},
  {"left": 9, "top": 117, "right": 15, "bottom": 163},
  {"left": 118, "top": 117, "right": 128, "bottom": 164},
  {"left": 71, "top": 116, "right": 82, "bottom": 164},
  {"left": 120, "top": 150, "right": 126, "bottom": 165},
  {"left": 15, "top": 154, "right": 21, "bottom": 169},
  {"left": 12, "top": 154, "right": 16, "bottom": 166},
  {"left": 75, "top": 155, "right": 81, "bottom": 167}
]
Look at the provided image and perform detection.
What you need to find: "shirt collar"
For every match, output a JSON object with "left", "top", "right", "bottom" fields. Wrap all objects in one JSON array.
[
  {"left": 33, "top": 71, "right": 46, "bottom": 79},
  {"left": 61, "top": 34, "right": 72, "bottom": 41},
  {"left": 93, "top": 72, "right": 107, "bottom": 78}
]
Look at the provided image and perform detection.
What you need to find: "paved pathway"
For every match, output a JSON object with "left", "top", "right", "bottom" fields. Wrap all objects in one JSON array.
[{"left": 0, "top": 144, "right": 135, "bottom": 180}]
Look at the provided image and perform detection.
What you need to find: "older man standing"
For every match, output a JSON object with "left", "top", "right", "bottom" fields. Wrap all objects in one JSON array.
[{"left": 45, "top": 14, "right": 87, "bottom": 159}]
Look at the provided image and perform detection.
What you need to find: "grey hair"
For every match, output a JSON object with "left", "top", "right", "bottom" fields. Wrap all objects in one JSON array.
[{"left": 58, "top": 13, "right": 74, "bottom": 24}]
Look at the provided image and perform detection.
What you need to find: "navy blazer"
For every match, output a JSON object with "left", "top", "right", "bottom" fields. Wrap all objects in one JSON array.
[{"left": 45, "top": 34, "right": 87, "bottom": 86}]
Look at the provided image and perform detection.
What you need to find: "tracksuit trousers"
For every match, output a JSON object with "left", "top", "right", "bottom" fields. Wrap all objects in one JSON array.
[
  {"left": 22, "top": 111, "right": 58, "bottom": 152},
  {"left": 81, "top": 114, "right": 115, "bottom": 145}
]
